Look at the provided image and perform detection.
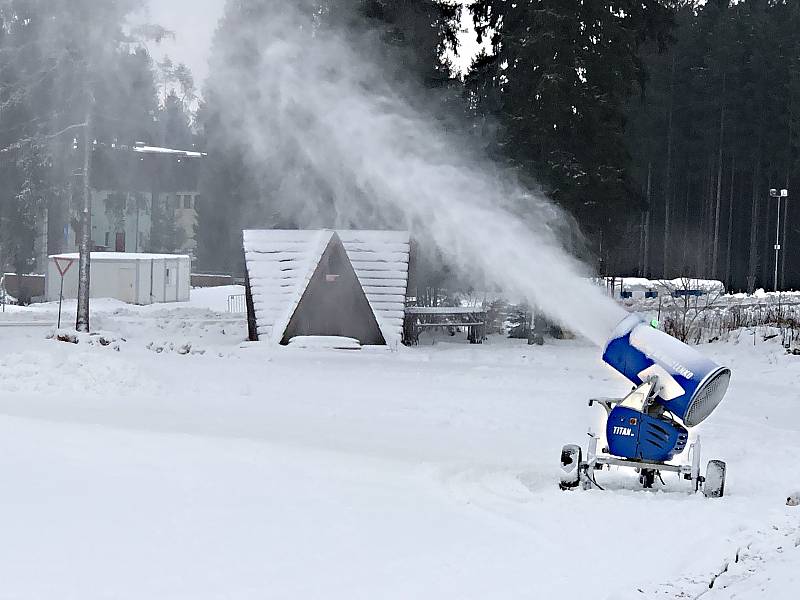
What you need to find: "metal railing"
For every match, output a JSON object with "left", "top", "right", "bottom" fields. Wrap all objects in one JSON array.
[
  {"left": 0, "top": 274, "right": 6, "bottom": 313},
  {"left": 227, "top": 294, "right": 247, "bottom": 314}
]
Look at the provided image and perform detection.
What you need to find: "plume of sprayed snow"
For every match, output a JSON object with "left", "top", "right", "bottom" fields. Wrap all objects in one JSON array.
[{"left": 207, "top": 1, "right": 626, "bottom": 346}]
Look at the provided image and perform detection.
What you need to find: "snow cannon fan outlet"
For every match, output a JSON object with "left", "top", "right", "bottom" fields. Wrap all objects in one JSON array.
[{"left": 559, "top": 314, "right": 731, "bottom": 496}]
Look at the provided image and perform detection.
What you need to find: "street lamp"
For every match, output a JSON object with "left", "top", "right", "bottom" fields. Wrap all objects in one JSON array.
[{"left": 769, "top": 188, "right": 789, "bottom": 292}]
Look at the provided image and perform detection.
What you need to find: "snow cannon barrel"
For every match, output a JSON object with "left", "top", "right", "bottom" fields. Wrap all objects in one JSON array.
[{"left": 602, "top": 314, "right": 731, "bottom": 427}]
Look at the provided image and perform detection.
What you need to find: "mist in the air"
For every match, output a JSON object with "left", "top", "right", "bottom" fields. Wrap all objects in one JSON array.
[{"left": 206, "top": 0, "right": 625, "bottom": 346}]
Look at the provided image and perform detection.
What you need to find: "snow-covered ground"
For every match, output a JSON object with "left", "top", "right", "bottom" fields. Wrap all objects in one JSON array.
[{"left": 0, "top": 290, "right": 798, "bottom": 599}]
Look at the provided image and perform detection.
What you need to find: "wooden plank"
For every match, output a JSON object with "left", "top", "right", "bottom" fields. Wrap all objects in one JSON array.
[
  {"left": 375, "top": 310, "right": 405, "bottom": 320},
  {"left": 245, "top": 244, "right": 312, "bottom": 253},
  {"left": 346, "top": 251, "right": 410, "bottom": 263},
  {"left": 251, "top": 303, "right": 293, "bottom": 310},
  {"left": 246, "top": 261, "right": 310, "bottom": 271},
  {"left": 365, "top": 292, "right": 406, "bottom": 300},
  {"left": 249, "top": 282, "right": 297, "bottom": 289},
  {"left": 352, "top": 261, "right": 409, "bottom": 271},
  {"left": 244, "top": 230, "right": 321, "bottom": 243},
  {"left": 369, "top": 300, "right": 406, "bottom": 314},
  {"left": 250, "top": 294, "right": 297, "bottom": 302},
  {"left": 358, "top": 278, "right": 408, "bottom": 288},
  {"left": 248, "top": 265, "right": 309, "bottom": 275},
  {"left": 369, "top": 303, "right": 406, "bottom": 311},
  {"left": 246, "top": 251, "right": 317, "bottom": 262},
  {"left": 354, "top": 270, "right": 408, "bottom": 281},
  {"left": 336, "top": 231, "right": 410, "bottom": 244},
  {"left": 248, "top": 276, "right": 307, "bottom": 285},
  {"left": 342, "top": 242, "right": 410, "bottom": 253},
  {"left": 362, "top": 286, "right": 407, "bottom": 295}
]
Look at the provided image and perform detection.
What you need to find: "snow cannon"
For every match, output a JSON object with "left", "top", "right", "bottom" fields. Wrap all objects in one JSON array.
[
  {"left": 559, "top": 314, "right": 730, "bottom": 496},
  {"left": 602, "top": 314, "right": 731, "bottom": 428}
]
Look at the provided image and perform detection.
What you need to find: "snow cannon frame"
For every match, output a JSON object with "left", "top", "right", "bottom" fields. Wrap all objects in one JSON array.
[{"left": 559, "top": 315, "right": 730, "bottom": 496}]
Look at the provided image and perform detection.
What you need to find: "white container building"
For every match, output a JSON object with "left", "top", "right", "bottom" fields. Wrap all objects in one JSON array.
[{"left": 45, "top": 252, "right": 191, "bottom": 305}]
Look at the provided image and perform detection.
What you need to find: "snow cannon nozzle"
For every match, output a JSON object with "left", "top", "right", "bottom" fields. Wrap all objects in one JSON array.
[{"left": 602, "top": 314, "right": 731, "bottom": 427}]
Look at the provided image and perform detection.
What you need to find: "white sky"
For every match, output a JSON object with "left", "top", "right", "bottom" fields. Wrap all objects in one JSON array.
[{"left": 143, "top": 0, "right": 482, "bottom": 92}]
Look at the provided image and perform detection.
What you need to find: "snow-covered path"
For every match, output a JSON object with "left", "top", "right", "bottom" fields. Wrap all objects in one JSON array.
[{"left": 0, "top": 297, "right": 797, "bottom": 599}]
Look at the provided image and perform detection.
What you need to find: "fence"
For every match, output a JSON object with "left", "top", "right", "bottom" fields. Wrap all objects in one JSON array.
[
  {"left": 227, "top": 294, "right": 247, "bottom": 314},
  {"left": 630, "top": 294, "right": 800, "bottom": 347},
  {"left": 684, "top": 300, "right": 800, "bottom": 347}
]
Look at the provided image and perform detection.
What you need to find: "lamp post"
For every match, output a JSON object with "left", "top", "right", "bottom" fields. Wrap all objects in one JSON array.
[{"left": 769, "top": 188, "right": 789, "bottom": 292}]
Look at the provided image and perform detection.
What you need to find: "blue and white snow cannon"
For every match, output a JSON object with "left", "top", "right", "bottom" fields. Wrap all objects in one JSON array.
[{"left": 560, "top": 314, "right": 731, "bottom": 496}]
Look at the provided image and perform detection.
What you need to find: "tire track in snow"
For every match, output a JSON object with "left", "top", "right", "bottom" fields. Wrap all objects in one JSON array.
[
  {"left": 430, "top": 462, "right": 547, "bottom": 530},
  {"left": 634, "top": 513, "right": 800, "bottom": 599}
]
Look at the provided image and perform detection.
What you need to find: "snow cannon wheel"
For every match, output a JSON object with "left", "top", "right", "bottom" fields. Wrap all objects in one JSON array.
[
  {"left": 559, "top": 444, "right": 583, "bottom": 490},
  {"left": 703, "top": 460, "right": 726, "bottom": 498}
]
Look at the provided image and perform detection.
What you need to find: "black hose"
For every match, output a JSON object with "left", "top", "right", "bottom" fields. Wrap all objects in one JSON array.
[{"left": 585, "top": 468, "right": 605, "bottom": 491}]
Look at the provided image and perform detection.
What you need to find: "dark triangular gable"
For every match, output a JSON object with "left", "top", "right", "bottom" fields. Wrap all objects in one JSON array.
[{"left": 281, "top": 232, "right": 386, "bottom": 345}]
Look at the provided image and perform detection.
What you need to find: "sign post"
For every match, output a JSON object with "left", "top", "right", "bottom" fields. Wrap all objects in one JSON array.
[{"left": 53, "top": 257, "right": 75, "bottom": 329}]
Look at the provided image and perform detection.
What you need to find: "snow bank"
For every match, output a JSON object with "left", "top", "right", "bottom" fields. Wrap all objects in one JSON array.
[
  {"left": 0, "top": 299, "right": 798, "bottom": 598},
  {"left": 185, "top": 285, "right": 245, "bottom": 312},
  {"left": 286, "top": 335, "right": 362, "bottom": 350}
]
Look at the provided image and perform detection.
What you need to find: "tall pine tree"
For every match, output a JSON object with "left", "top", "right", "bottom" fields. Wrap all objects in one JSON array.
[{"left": 467, "top": 0, "right": 672, "bottom": 273}]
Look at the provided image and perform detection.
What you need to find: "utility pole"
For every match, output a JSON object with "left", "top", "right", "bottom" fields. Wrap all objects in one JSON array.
[
  {"left": 643, "top": 162, "right": 652, "bottom": 277},
  {"left": 780, "top": 173, "right": 790, "bottom": 290},
  {"left": 780, "top": 191, "right": 789, "bottom": 289},
  {"left": 769, "top": 188, "right": 788, "bottom": 292},
  {"left": 76, "top": 99, "right": 94, "bottom": 332}
]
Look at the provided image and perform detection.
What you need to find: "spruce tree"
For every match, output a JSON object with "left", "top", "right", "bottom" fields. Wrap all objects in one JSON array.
[
  {"left": 468, "top": 0, "right": 672, "bottom": 271},
  {"left": 0, "top": 0, "right": 164, "bottom": 271}
]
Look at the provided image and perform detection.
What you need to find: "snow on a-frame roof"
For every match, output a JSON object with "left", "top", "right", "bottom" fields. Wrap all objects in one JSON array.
[
  {"left": 338, "top": 230, "right": 410, "bottom": 344},
  {"left": 243, "top": 230, "right": 329, "bottom": 344},
  {"left": 243, "top": 230, "right": 410, "bottom": 345}
]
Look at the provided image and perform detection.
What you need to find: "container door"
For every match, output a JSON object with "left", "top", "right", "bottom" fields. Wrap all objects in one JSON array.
[{"left": 117, "top": 266, "right": 136, "bottom": 303}]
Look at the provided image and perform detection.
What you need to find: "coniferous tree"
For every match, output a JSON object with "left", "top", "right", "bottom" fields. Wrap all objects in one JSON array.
[
  {"left": 467, "top": 0, "right": 673, "bottom": 273},
  {"left": 0, "top": 0, "right": 167, "bottom": 272},
  {"left": 625, "top": 0, "right": 800, "bottom": 291}
]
